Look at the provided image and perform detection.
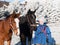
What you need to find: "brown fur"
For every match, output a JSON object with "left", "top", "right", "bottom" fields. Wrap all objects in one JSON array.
[{"left": 0, "top": 11, "right": 20, "bottom": 45}]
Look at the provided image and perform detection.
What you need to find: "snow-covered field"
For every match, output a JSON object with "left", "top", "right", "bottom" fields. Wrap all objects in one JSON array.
[
  {"left": 4, "top": 34, "right": 21, "bottom": 45},
  {"left": 47, "top": 23, "right": 60, "bottom": 45}
]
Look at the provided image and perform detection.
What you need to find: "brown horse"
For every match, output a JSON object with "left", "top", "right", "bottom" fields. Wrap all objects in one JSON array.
[{"left": 0, "top": 11, "right": 20, "bottom": 45}]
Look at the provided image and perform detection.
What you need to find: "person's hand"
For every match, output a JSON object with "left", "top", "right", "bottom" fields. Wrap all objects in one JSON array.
[
  {"left": 30, "top": 24, "right": 37, "bottom": 26},
  {"left": 32, "top": 31, "right": 35, "bottom": 38}
]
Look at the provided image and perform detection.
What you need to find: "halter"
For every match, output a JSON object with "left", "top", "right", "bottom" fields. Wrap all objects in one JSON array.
[
  {"left": 10, "top": 23, "right": 19, "bottom": 30},
  {"left": 9, "top": 18, "right": 19, "bottom": 30}
]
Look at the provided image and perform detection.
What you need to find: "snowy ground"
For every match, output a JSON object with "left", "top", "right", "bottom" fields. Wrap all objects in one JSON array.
[
  {"left": 47, "top": 23, "right": 60, "bottom": 45},
  {"left": 4, "top": 34, "right": 21, "bottom": 45}
]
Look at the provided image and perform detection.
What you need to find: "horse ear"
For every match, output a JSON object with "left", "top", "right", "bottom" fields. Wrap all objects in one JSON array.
[
  {"left": 15, "top": 13, "right": 20, "bottom": 18},
  {"left": 10, "top": 11, "right": 15, "bottom": 18},
  {"left": 13, "top": 11, "right": 16, "bottom": 14}
]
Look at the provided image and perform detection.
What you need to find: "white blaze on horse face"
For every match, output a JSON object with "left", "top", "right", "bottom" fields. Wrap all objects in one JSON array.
[{"left": 14, "top": 18, "right": 20, "bottom": 36}]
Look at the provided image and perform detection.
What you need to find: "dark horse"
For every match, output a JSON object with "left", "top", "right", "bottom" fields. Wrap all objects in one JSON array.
[{"left": 19, "top": 9, "right": 38, "bottom": 45}]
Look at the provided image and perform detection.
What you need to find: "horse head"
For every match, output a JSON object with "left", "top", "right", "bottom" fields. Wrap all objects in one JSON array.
[
  {"left": 26, "top": 9, "right": 37, "bottom": 24},
  {"left": 9, "top": 11, "right": 20, "bottom": 36}
]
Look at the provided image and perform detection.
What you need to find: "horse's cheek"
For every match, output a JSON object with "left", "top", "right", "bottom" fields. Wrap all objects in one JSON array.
[
  {"left": 4, "top": 23, "right": 10, "bottom": 33},
  {"left": 0, "top": 22, "right": 3, "bottom": 31}
]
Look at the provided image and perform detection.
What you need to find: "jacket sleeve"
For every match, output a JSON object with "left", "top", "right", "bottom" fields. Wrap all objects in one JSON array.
[
  {"left": 46, "top": 27, "right": 51, "bottom": 36},
  {"left": 35, "top": 26, "right": 41, "bottom": 35}
]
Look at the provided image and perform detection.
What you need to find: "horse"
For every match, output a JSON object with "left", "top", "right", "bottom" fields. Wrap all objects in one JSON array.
[
  {"left": 0, "top": 11, "right": 20, "bottom": 45},
  {"left": 19, "top": 9, "right": 37, "bottom": 45}
]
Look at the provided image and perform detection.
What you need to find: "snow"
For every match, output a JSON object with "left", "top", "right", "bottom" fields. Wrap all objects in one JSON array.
[
  {"left": 4, "top": 34, "right": 21, "bottom": 45},
  {"left": 1, "top": 0, "right": 60, "bottom": 45}
]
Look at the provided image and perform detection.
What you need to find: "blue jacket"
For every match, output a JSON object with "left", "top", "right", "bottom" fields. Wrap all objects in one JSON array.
[{"left": 32, "top": 24, "right": 52, "bottom": 44}]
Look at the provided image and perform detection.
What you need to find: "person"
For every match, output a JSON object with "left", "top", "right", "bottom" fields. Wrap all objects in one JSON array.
[{"left": 32, "top": 17, "right": 52, "bottom": 45}]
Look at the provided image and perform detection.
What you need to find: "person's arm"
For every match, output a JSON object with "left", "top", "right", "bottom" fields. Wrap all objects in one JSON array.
[
  {"left": 46, "top": 27, "right": 51, "bottom": 37},
  {"left": 35, "top": 26, "right": 41, "bottom": 35}
]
